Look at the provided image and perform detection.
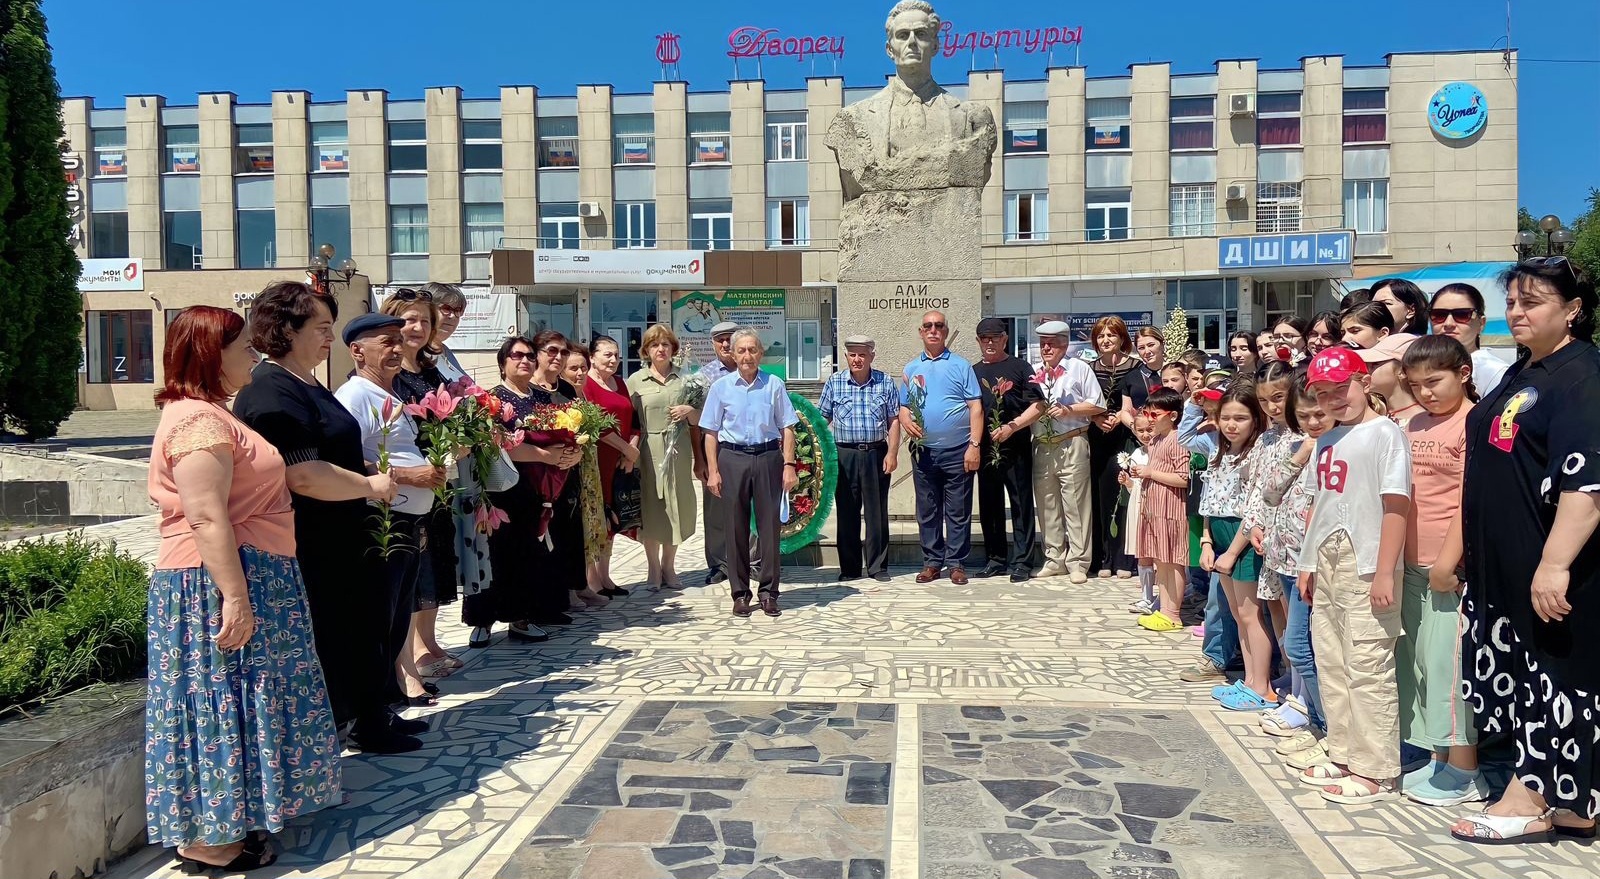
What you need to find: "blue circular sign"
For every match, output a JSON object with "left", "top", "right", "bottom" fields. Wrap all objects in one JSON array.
[{"left": 1428, "top": 82, "right": 1488, "bottom": 140}]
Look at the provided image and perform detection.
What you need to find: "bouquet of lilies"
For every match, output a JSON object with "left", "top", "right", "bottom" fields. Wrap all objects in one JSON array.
[
  {"left": 661, "top": 345, "right": 711, "bottom": 480},
  {"left": 981, "top": 377, "right": 1014, "bottom": 467},
  {"left": 1030, "top": 363, "right": 1064, "bottom": 443},
  {"left": 903, "top": 373, "right": 928, "bottom": 455},
  {"left": 405, "top": 377, "right": 521, "bottom": 534},
  {"left": 368, "top": 398, "right": 406, "bottom": 558}
]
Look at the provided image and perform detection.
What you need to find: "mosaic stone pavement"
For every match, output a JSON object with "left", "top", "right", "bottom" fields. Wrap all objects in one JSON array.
[{"left": 58, "top": 507, "right": 1599, "bottom": 879}]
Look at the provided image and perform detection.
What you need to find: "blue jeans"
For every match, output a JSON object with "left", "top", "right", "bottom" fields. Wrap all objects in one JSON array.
[
  {"left": 1201, "top": 572, "right": 1241, "bottom": 670},
  {"left": 912, "top": 444, "right": 975, "bottom": 570},
  {"left": 1283, "top": 572, "right": 1325, "bottom": 731},
  {"left": 1185, "top": 563, "right": 1210, "bottom": 601}
]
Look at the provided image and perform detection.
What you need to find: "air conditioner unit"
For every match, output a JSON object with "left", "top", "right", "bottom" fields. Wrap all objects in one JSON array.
[
  {"left": 1229, "top": 93, "right": 1255, "bottom": 117},
  {"left": 1225, "top": 184, "right": 1248, "bottom": 203},
  {"left": 578, "top": 201, "right": 602, "bottom": 219}
]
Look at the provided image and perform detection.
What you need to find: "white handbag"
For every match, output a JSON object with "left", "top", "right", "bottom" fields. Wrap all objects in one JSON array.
[{"left": 482, "top": 448, "right": 520, "bottom": 492}]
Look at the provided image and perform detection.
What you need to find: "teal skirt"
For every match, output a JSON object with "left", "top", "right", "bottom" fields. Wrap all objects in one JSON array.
[{"left": 1207, "top": 516, "right": 1261, "bottom": 583}]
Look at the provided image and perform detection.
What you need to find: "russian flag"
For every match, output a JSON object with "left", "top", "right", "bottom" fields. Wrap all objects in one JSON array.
[
  {"left": 99, "top": 154, "right": 126, "bottom": 175},
  {"left": 1094, "top": 127, "right": 1122, "bottom": 146},
  {"left": 697, "top": 140, "right": 727, "bottom": 163},
  {"left": 248, "top": 150, "right": 274, "bottom": 172},
  {"left": 319, "top": 151, "right": 348, "bottom": 171},
  {"left": 171, "top": 152, "right": 199, "bottom": 172},
  {"left": 1011, "top": 129, "right": 1038, "bottom": 149},
  {"left": 623, "top": 142, "right": 651, "bottom": 163}
]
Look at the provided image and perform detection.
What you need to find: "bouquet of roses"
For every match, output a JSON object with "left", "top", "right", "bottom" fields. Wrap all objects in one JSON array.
[
  {"left": 519, "top": 402, "right": 585, "bottom": 546},
  {"left": 405, "top": 377, "right": 522, "bottom": 534},
  {"left": 982, "top": 377, "right": 1014, "bottom": 467}
]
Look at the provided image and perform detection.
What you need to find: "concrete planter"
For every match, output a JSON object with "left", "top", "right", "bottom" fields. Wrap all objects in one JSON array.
[{"left": 0, "top": 682, "right": 145, "bottom": 879}]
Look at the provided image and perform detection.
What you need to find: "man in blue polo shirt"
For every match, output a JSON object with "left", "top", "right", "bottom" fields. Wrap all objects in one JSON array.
[{"left": 899, "top": 310, "right": 983, "bottom": 585}]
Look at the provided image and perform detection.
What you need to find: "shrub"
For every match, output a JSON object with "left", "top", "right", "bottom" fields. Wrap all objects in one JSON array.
[{"left": 0, "top": 535, "right": 147, "bottom": 710}]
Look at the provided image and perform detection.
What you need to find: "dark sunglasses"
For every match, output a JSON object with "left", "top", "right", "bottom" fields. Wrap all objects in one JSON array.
[
  {"left": 506, "top": 350, "right": 533, "bottom": 361},
  {"left": 541, "top": 345, "right": 570, "bottom": 358},
  {"left": 392, "top": 288, "right": 433, "bottom": 303},
  {"left": 1429, "top": 307, "right": 1478, "bottom": 324},
  {"left": 922, "top": 321, "right": 947, "bottom": 330},
  {"left": 1526, "top": 255, "right": 1579, "bottom": 282},
  {"left": 438, "top": 305, "right": 464, "bottom": 317}
]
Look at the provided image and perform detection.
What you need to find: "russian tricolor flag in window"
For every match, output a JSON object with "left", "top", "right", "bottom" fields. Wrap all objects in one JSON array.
[
  {"left": 697, "top": 140, "right": 727, "bottom": 163},
  {"left": 623, "top": 142, "right": 651, "bottom": 163},
  {"left": 1011, "top": 130, "right": 1038, "bottom": 149}
]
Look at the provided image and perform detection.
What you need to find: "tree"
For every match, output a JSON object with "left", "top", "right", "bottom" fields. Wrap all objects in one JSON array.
[{"left": 0, "top": 1, "right": 82, "bottom": 439}]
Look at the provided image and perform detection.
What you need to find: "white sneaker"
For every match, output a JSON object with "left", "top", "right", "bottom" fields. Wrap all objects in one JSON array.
[
  {"left": 1127, "top": 598, "right": 1155, "bottom": 614},
  {"left": 1274, "top": 729, "right": 1323, "bottom": 756},
  {"left": 1285, "top": 739, "right": 1332, "bottom": 771},
  {"left": 1039, "top": 563, "right": 1069, "bottom": 579}
]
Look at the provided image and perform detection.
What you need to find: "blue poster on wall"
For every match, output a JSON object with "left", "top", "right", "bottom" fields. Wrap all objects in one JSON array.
[{"left": 1428, "top": 82, "right": 1488, "bottom": 140}]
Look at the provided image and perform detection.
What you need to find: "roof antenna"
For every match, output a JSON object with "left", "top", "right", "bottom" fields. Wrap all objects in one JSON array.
[{"left": 1504, "top": 0, "right": 1513, "bottom": 71}]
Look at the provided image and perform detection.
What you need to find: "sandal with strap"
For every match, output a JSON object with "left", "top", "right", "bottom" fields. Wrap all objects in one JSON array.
[
  {"left": 1218, "top": 686, "right": 1279, "bottom": 712},
  {"left": 1299, "top": 762, "right": 1349, "bottom": 787},
  {"left": 1451, "top": 808, "right": 1557, "bottom": 845},
  {"left": 1320, "top": 776, "right": 1396, "bottom": 805},
  {"left": 176, "top": 839, "right": 277, "bottom": 875}
]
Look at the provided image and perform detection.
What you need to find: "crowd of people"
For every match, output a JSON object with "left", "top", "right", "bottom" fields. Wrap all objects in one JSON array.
[{"left": 141, "top": 260, "right": 1600, "bottom": 869}]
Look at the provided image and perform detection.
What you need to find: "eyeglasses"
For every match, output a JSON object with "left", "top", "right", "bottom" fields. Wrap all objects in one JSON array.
[
  {"left": 922, "top": 321, "right": 947, "bottom": 330},
  {"left": 1429, "top": 307, "right": 1478, "bottom": 325},
  {"left": 541, "top": 346, "right": 570, "bottom": 358},
  {"left": 438, "top": 305, "right": 464, "bottom": 318},
  {"left": 505, "top": 350, "right": 533, "bottom": 361},
  {"left": 1526, "top": 255, "right": 1581, "bottom": 282},
  {"left": 391, "top": 288, "right": 433, "bottom": 303}
]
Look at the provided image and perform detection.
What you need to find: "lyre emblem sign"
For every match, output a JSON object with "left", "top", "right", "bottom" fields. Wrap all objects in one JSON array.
[{"left": 656, "top": 32, "right": 682, "bottom": 66}]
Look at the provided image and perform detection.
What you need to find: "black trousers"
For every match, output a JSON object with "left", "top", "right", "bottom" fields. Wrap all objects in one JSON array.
[
  {"left": 368, "top": 511, "right": 424, "bottom": 716},
  {"left": 835, "top": 442, "right": 891, "bottom": 578},
  {"left": 719, "top": 446, "right": 783, "bottom": 599},
  {"left": 977, "top": 440, "right": 1035, "bottom": 572},
  {"left": 1087, "top": 424, "right": 1134, "bottom": 573},
  {"left": 703, "top": 483, "right": 760, "bottom": 579}
]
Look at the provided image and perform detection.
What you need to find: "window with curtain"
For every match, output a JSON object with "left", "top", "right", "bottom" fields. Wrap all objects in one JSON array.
[
  {"left": 613, "top": 114, "right": 656, "bottom": 165},
  {"left": 688, "top": 112, "right": 731, "bottom": 165},
  {"left": 1169, "top": 96, "right": 1215, "bottom": 150},
  {"left": 87, "top": 310, "right": 154, "bottom": 383},
  {"left": 1004, "top": 191, "right": 1048, "bottom": 242},
  {"left": 539, "top": 116, "right": 579, "bottom": 168},
  {"left": 1168, "top": 184, "right": 1215, "bottom": 237},
  {"left": 235, "top": 123, "right": 274, "bottom": 174},
  {"left": 92, "top": 128, "right": 127, "bottom": 176},
  {"left": 766, "top": 111, "right": 808, "bottom": 161},
  {"left": 767, "top": 198, "right": 809, "bottom": 247},
  {"left": 464, "top": 203, "right": 504, "bottom": 252},
  {"left": 312, "top": 122, "right": 349, "bottom": 172},
  {"left": 1343, "top": 179, "right": 1388, "bottom": 233},
  {"left": 389, "top": 205, "right": 429, "bottom": 253},
  {"left": 1085, "top": 96, "right": 1132, "bottom": 151},
  {"left": 1256, "top": 92, "right": 1302, "bottom": 147},
  {"left": 1255, "top": 182, "right": 1302, "bottom": 233},
  {"left": 1003, "top": 101, "right": 1048, "bottom": 154},
  {"left": 615, "top": 201, "right": 656, "bottom": 248},
  {"left": 1342, "top": 89, "right": 1387, "bottom": 144},
  {"left": 164, "top": 126, "right": 200, "bottom": 173}
]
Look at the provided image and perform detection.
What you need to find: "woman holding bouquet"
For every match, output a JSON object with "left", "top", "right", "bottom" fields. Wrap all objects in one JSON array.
[
  {"left": 477, "top": 333, "right": 584, "bottom": 637},
  {"left": 584, "top": 335, "right": 641, "bottom": 596},
  {"left": 562, "top": 343, "right": 613, "bottom": 608},
  {"left": 629, "top": 324, "right": 698, "bottom": 589}
]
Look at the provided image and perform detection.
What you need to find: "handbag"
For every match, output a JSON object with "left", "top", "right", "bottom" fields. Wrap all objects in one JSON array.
[
  {"left": 609, "top": 467, "right": 644, "bottom": 532},
  {"left": 482, "top": 447, "right": 520, "bottom": 493}
]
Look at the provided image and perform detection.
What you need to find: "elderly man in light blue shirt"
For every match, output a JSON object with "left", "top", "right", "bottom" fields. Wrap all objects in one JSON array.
[
  {"left": 700, "top": 329, "right": 799, "bottom": 618},
  {"left": 694, "top": 320, "right": 742, "bottom": 585}
]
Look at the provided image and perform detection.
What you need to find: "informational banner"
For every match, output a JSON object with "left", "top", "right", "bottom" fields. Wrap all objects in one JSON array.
[
  {"left": 1018, "top": 310, "right": 1155, "bottom": 363},
  {"left": 672, "top": 288, "right": 787, "bottom": 378},
  {"left": 451, "top": 287, "right": 521, "bottom": 351},
  {"left": 1218, "top": 231, "right": 1353, "bottom": 273},
  {"left": 78, "top": 258, "right": 143, "bottom": 292},
  {"left": 535, "top": 249, "right": 705, "bottom": 286}
]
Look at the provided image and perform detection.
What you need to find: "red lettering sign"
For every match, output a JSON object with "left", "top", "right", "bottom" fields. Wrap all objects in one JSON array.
[
  {"left": 727, "top": 26, "right": 846, "bottom": 62},
  {"left": 939, "top": 21, "right": 1084, "bottom": 58}
]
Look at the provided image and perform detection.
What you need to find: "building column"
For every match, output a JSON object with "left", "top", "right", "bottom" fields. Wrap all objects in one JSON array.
[
  {"left": 577, "top": 85, "right": 614, "bottom": 249},
  {"left": 729, "top": 80, "right": 765, "bottom": 251},
  {"left": 125, "top": 95, "right": 163, "bottom": 269},
  {"left": 966, "top": 70, "right": 1004, "bottom": 248},
  {"left": 653, "top": 82, "right": 688, "bottom": 251},
  {"left": 271, "top": 91, "right": 310, "bottom": 269},
  {"left": 1215, "top": 60, "right": 1259, "bottom": 237},
  {"left": 805, "top": 77, "right": 844, "bottom": 284},
  {"left": 1302, "top": 55, "right": 1345, "bottom": 233},
  {"left": 1047, "top": 67, "right": 1085, "bottom": 255},
  {"left": 501, "top": 86, "right": 539, "bottom": 250},
  {"left": 426, "top": 87, "right": 464, "bottom": 283},
  {"left": 1130, "top": 63, "right": 1171, "bottom": 242},
  {"left": 199, "top": 92, "right": 237, "bottom": 269},
  {"left": 347, "top": 89, "right": 388, "bottom": 284}
]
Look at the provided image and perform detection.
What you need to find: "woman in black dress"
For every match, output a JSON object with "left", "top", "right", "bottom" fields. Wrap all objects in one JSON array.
[
  {"left": 1453, "top": 258, "right": 1600, "bottom": 844},
  {"left": 465, "top": 333, "right": 584, "bottom": 644},
  {"left": 1086, "top": 316, "right": 1137, "bottom": 578},
  {"left": 232, "top": 281, "right": 423, "bottom": 754}
]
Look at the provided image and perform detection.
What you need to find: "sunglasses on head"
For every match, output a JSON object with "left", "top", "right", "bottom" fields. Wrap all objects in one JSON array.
[
  {"left": 392, "top": 288, "right": 433, "bottom": 303},
  {"left": 1429, "top": 307, "right": 1478, "bottom": 324},
  {"left": 922, "top": 321, "right": 947, "bottom": 330},
  {"left": 1526, "top": 255, "right": 1580, "bottom": 282}
]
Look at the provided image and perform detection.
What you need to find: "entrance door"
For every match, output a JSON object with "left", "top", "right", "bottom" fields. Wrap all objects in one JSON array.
[
  {"left": 603, "top": 323, "right": 649, "bottom": 380},
  {"left": 592, "top": 291, "right": 658, "bottom": 380},
  {"left": 1185, "top": 310, "right": 1228, "bottom": 353}
]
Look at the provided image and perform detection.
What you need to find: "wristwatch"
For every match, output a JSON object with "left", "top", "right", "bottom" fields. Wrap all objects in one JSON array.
[{"left": 969, "top": 440, "right": 982, "bottom": 449}]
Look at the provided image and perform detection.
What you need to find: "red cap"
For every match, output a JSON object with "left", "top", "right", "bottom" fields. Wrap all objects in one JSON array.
[{"left": 1306, "top": 347, "right": 1368, "bottom": 386}]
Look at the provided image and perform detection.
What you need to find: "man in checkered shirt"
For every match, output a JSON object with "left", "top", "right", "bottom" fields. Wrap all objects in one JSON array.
[{"left": 818, "top": 335, "right": 902, "bottom": 582}]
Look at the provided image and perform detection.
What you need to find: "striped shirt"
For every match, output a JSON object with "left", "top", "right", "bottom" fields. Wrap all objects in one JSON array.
[{"left": 819, "top": 368, "right": 899, "bottom": 444}]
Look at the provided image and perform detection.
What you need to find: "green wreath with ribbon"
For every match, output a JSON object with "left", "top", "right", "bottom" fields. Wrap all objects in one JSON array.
[{"left": 760, "top": 391, "right": 837, "bottom": 554}]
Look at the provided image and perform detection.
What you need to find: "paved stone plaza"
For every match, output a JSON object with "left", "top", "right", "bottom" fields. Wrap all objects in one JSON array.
[{"left": 65, "top": 511, "right": 1600, "bottom": 879}]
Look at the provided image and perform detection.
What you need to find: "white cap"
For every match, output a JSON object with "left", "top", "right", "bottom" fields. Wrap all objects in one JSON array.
[{"left": 1035, "top": 320, "right": 1071, "bottom": 337}]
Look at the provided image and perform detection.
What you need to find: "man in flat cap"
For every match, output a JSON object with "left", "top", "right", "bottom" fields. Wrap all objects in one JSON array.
[
  {"left": 819, "top": 334, "right": 901, "bottom": 582},
  {"left": 972, "top": 318, "right": 1046, "bottom": 582},
  {"left": 1030, "top": 320, "right": 1107, "bottom": 584},
  {"left": 694, "top": 320, "right": 755, "bottom": 586}
]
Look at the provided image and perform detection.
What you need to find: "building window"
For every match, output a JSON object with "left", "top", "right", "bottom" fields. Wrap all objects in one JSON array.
[
  {"left": 539, "top": 203, "right": 581, "bottom": 249},
  {"left": 87, "top": 310, "right": 154, "bottom": 384},
  {"left": 1343, "top": 178, "right": 1389, "bottom": 234},
  {"left": 91, "top": 212, "right": 129, "bottom": 258},
  {"left": 1342, "top": 89, "right": 1387, "bottom": 144},
  {"left": 389, "top": 204, "right": 429, "bottom": 254},
  {"left": 92, "top": 128, "right": 126, "bottom": 176},
  {"left": 1255, "top": 182, "right": 1303, "bottom": 233},
  {"left": 312, "top": 121, "right": 348, "bottom": 172},
  {"left": 1167, "top": 278, "right": 1240, "bottom": 353},
  {"left": 1003, "top": 101, "right": 1048, "bottom": 154},
  {"left": 464, "top": 203, "right": 504, "bottom": 253},
  {"left": 164, "top": 125, "right": 199, "bottom": 173},
  {"left": 688, "top": 112, "right": 731, "bottom": 165},
  {"left": 613, "top": 114, "right": 655, "bottom": 166},
  {"left": 163, "top": 210, "right": 202, "bottom": 269},
  {"left": 614, "top": 201, "right": 656, "bottom": 249},
  {"left": 1085, "top": 96, "right": 1131, "bottom": 151},
  {"left": 538, "top": 116, "right": 578, "bottom": 168},
  {"left": 787, "top": 319, "right": 821, "bottom": 381},
  {"left": 463, "top": 120, "right": 502, "bottom": 171},
  {"left": 1003, "top": 191, "right": 1048, "bottom": 242},
  {"left": 690, "top": 199, "right": 733, "bottom": 251},
  {"left": 1169, "top": 183, "right": 1215, "bottom": 237},
  {"left": 766, "top": 112, "right": 807, "bottom": 161},
  {"left": 236, "top": 123, "right": 274, "bottom": 174},
  {"left": 1085, "top": 189, "right": 1131, "bottom": 241},
  {"left": 311, "top": 206, "right": 352, "bottom": 263},
  {"left": 1257, "top": 92, "right": 1302, "bottom": 147},
  {"left": 237, "top": 209, "right": 276, "bottom": 269},
  {"left": 388, "top": 121, "right": 427, "bottom": 172},
  {"left": 1169, "top": 96, "right": 1215, "bottom": 151},
  {"left": 766, "top": 198, "right": 809, "bottom": 247},
  {"left": 1262, "top": 279, "right": 1319, "bottom": 328}
]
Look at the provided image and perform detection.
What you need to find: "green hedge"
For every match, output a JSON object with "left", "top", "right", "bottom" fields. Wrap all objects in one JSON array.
[{"left": 0, "top": 534, "right": 147, "bottom": 710}]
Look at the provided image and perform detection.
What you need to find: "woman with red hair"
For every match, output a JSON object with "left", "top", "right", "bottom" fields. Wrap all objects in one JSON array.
[{"left": 145, "top": 306, "right": 343, "bottom": 871}]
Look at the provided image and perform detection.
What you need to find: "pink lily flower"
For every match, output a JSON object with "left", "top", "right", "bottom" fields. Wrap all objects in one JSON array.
[{"left": 403, "top": 386, "right": 461, "bottom": 421}]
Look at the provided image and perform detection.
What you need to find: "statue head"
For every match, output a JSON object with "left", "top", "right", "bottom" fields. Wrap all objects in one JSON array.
[{"left": 884, "top": 0, "right": 939, "bottom": 83}]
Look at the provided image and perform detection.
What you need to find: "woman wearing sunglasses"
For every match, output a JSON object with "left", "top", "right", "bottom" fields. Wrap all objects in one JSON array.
[{"left": 1428, "top": 283, "right": 1509, "bottom": 396}]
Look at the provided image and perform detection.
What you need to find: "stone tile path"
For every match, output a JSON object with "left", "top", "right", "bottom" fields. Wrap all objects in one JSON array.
[{"left": 67, "top": 502, "right": 1600, "bottom": 879}]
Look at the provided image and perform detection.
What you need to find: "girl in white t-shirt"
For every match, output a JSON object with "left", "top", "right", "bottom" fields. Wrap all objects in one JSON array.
[{"left": 1297, "top": 347, "right": 1412, "bottom": 806}]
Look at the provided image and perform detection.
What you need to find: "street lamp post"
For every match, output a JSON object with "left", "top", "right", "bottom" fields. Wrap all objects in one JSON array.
[
  {"left": 1515, "top": 214, "right": 1575, "bottom": 260},
  {"left": 306, "top": 242, "right": 359, "bottom": 295}
]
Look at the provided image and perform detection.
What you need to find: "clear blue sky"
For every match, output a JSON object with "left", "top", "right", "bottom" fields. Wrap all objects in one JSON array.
[{"left": 43, "top": 0, "right": 1599, "bottom": 223}]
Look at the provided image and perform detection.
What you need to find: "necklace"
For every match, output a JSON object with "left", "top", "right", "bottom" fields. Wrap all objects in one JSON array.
[{"left": 266, "top": 358, "right": 318, "bottom": 385}]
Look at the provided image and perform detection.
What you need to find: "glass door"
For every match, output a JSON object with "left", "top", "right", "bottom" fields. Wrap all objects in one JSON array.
[
  {"left": 603, "top": 323, "right": 648, "bottom": 380},
  {"left": 591, "top": 291, "right": 658, "bottom": 380},
  {"left": 1184, "top": 310, "right": 1227, "bottom": 353}
]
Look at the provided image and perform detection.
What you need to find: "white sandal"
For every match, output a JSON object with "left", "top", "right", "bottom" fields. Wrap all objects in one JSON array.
[
  {"left": 1450, "top": 808, "right": 1556, "bottom": 845},
  {"left": 1320, "top": 776, "right": 1396, "bottom": 805},
  {"left": 1299, "top": 761, "right": 1348, "bottom": 787}
]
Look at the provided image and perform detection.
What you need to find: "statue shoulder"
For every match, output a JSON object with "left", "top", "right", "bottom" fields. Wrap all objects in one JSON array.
[{"left": 964, "top": 100, "right": 997, "bottom": 129}]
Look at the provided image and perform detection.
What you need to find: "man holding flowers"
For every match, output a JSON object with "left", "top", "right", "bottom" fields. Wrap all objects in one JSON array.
[
  {"left": 1029, "top": 319, "right": 1108, "bottom": 584},
  {"left": 899, "top": 310, "right": 984, "bottom": 586},
  {"left": 973, "top": 318, "right": 1046, "bottom": 583}
]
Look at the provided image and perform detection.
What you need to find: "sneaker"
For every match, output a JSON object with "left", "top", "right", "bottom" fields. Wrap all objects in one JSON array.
[
  {"left": 1179, "top": 658, "right": 1227, "bottom": 683},
  {"left": 1405, "top": 764, "right": 1491, "bottom": 807},
  {"left": 1401, "top": 759, "right": 1442, "bottom": 792},
  {"left": 1285, "top": 740, "right": 1332, "bottom": 771},
  {"left": 1400, "top": 742, "right": 1433, "bottom": 773},
  {"left": 1137, "top": 612, "right": 1183, "bottom": 632},
  {"left": 1275, "top": 729, "right": 1323, "bottom": 756},
  {"left": 1127, "top": 597, "right": 1155, "bottom": 614},
  {"left": 1260, "top": 702, "right": 1309, "bottom": 736},
  {"left": 1190, "top": 625, "right": 1205, "bottom": 638}
]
